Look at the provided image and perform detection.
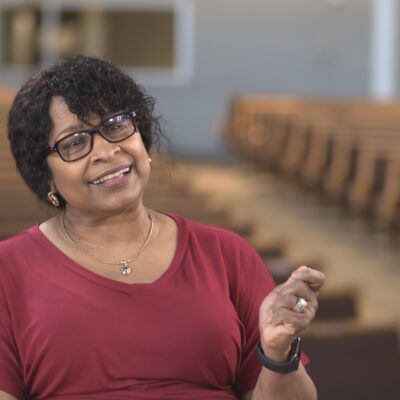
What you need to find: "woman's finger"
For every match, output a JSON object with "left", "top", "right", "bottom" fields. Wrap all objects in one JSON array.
[
  {"left": 269, "top": 292, "right": 299, "bottom": 311},
  {"left": 276, "top": 278, "right": 319, "bottom": 306},
  {"left": 290, "top": 265, "right": 325, "bottom": 292},
  {"left": 261, "top": 287, "right": 318, "bottom": 327},
  {"left": 262, "top": 306, "right": 315, "bottom": 337}
]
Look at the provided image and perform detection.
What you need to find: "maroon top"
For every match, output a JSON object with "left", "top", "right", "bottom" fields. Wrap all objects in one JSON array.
[{"left": 0, "top": 213, "right": 306, "bottom": 399}]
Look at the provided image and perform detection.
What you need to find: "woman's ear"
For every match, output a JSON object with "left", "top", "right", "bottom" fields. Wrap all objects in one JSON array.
[{"left": 52, "top": 181, "right": 58, "bottom": 193}]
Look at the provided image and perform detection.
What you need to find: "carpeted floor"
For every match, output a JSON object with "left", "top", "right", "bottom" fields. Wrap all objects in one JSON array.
[{"left": 175, "top": 159, "right": 400, "bottom": 329}]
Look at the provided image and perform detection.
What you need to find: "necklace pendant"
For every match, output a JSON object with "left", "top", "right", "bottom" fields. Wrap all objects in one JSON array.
[{"left": 120, "top": 260, "right": 132, "bottom": 276}]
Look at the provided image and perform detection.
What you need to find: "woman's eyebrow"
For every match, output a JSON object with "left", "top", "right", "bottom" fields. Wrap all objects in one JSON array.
[{"left": 56, "top": 123, "right": 88, "bottom": 139}]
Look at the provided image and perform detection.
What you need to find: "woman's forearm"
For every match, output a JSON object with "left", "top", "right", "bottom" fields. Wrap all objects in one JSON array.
[
  {"left": 250, "top": 364, "right": 317, "bottom": 400},
  {"left": 249, "top": 266, "right": 325, "bottom": 400}
]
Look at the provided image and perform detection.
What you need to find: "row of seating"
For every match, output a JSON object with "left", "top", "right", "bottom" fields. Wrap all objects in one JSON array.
[{"left": 222, "top": 95, "right": 400, "bottom": 231}]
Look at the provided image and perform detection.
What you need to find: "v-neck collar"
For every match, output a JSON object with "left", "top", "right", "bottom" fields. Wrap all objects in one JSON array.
[{"left": 28, "top": 212, "right": 188, "bottom": 294}]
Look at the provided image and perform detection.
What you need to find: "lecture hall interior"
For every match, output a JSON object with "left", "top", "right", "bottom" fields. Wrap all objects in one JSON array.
[{"left": 0, "top": 0, "right": 399, "bottom": 399}]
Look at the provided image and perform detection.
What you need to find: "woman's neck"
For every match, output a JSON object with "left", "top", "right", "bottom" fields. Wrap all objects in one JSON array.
[{"left": 60, "top": 203, "right": 154, "bottom": 252}]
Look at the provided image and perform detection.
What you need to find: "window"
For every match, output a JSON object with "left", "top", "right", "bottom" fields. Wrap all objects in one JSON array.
[
  {"left": 0, "top": 0, "right": 194, "bottom": 86},
  {"left": 0, "top": 4, "right": 41, "bottom": 67}
]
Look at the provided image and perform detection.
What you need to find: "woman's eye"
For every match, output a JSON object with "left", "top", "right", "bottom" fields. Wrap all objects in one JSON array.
[
  {"left": 110, "top": 123, "right": 123, "bottom": 131},
  {"left": 68, "top": 140, "right": 83, "bottom": 148},
  {"left": 105, "top": 123, "right": 126, "bottom": 135},
  {"left": 61, "top": 137, "right": 86, "bottom": 151}
]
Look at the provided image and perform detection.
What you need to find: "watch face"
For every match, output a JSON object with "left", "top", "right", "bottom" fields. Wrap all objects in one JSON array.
[{"left": 290, "top": 336, "right": 302, "bottom": 359}]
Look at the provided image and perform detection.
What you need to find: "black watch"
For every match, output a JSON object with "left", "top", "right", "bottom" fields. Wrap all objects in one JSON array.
[{"left": 256, "top": 337, "right": 301, "bottom": 373}]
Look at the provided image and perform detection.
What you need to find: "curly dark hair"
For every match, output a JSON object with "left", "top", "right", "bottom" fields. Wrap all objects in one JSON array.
[{"left": 7, "top": 55, "right": 163, "bottom": 208}]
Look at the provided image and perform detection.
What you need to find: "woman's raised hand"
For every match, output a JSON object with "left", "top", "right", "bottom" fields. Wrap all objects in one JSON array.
[{"left": 258, "top": 265, "right": 325, "bottom": 360}]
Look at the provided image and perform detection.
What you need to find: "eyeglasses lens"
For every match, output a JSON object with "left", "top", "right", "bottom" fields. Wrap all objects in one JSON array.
[
  {"left": 57, "top": 114, "right": 135, "bottom": 161},
  {"left": 59, "top": 132, "right": 91, "bottom": 161},
  {"left": 100, "top": 115, "right": 133, "bottom": 142}
]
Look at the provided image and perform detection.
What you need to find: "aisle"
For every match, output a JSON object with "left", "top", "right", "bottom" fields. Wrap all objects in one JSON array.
[{"left": 177, "top": 159, "right": 400, "bottom": 327}]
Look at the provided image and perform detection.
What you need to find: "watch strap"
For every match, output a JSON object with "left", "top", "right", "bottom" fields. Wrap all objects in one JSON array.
[{"left": 256, "top": 337, "right": 302, "bottom": 373}]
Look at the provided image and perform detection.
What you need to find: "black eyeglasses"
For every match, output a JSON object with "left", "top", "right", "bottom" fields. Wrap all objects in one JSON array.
[{"left": 47, "top": 111, "right": 137, "bottom": 162}]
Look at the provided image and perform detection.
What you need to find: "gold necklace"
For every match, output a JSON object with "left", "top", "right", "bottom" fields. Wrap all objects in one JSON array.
[{"left": 61, "top": 210, "right": 154, "bottom": 276}]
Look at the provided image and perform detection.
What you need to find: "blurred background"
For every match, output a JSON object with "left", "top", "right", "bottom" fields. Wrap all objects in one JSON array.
[{"left": 0, "top": 0, "right": 399, "bottom": 399}]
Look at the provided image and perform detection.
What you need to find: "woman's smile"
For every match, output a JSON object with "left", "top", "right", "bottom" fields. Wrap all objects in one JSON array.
[
  {"left": 90, "top": 166, "right": 133, "bottom": 190},
  {"left": 90, "top": 164, "right": 133, "bottom": 187}
]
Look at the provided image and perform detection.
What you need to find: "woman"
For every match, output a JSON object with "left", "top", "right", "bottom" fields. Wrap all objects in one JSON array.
[{"left": 0, "top": 55, "right": 324, "bottom": 399}]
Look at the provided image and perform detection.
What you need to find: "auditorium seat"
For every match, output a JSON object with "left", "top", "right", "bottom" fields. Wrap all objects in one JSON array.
[
  {"left": 303, "top": 326, "right": 400, "bottom": 400},
  {"left": 314, "top": 291, "right": 357, "bottom": 321},
  {"left": 347, "top": 143, "right": 400, "bottom": 220},
  {"left": 376, "top": 156, "right": 400, "bottom": 230},
  {"left": 221, "top": 95, "right": 400, "bottom": 233}
]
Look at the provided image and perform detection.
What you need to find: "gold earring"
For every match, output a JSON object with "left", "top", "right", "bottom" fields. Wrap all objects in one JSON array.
[{"left": 47, "top": 191, "right": 60, "bottom": 207}]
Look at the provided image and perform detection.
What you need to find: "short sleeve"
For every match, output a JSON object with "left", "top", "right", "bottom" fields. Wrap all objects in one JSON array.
[
  {"left": 228, "top": 239, "right": 309, "bottom": 396},
  {"left": 0, "top": 275, "right": 25, "bottom": 400}
]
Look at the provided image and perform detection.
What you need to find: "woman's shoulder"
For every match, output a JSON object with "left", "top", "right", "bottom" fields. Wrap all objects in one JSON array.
[
  {"left": 0, "top": 225, "right": 39, "bottom": 258},
  {"left": 173, "top": 212, "right": 254, "bottom": 254},
  {"left": 0, "top": 224, "right": 54, "bottom": 294},
  {"left": 176, "top": 213, "right": 273, "bottom": 290}
]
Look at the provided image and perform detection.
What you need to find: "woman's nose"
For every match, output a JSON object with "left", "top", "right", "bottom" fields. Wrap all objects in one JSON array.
[{"left": 90, "top": 132, "right": 120, "bottom": 160}]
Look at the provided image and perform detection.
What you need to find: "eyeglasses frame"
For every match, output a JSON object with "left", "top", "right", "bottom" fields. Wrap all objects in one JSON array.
[{"left": 46, "top": 111, "right": 137, "bottom": 162}]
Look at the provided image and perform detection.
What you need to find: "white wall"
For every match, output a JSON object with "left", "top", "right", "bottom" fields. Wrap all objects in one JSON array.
[
  {"left": 150, "top": 0, "right": 373, "bottom": 157},
  {"left": 2, "top": 0, "right": 396, "bottom": 157}
]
